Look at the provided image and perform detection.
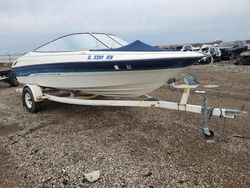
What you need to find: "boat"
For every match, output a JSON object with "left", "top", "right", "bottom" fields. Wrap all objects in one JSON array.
[{"left": 12, "top": 32, "right": 203, "bottom": 97}]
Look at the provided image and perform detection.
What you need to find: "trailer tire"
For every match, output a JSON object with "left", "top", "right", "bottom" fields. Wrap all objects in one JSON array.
[
  {"left": 22, "top": 87, "right": 40, "bottom": 113},
  {"left": 7, "top": 71, "right": 19, "bottom": 87}
]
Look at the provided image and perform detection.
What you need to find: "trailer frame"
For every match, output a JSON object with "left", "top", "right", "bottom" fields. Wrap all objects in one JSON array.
[{"left": 19, "top": 83, "right": 247, "bottom": 139}]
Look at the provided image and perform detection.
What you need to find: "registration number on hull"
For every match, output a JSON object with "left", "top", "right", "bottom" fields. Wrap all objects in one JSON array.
[{"left": 88, "top": 55, "right": 113, "bottom": 60}]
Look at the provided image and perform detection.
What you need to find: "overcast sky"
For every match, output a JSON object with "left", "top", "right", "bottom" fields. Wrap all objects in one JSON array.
[{"left": 0, "top": 0, "right": 250, "bottom": 53}]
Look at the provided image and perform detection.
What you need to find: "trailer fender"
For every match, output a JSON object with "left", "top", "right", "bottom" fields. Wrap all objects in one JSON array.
[{"left": 23, "top": 85, "right": 43, "bottom": 103}]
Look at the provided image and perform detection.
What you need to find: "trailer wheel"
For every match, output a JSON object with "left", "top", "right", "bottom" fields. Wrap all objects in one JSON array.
[
  {"left": 22, "top": 87, "right": 39, "bottom": 113},
  {"left": 7, "top": 71, "right": 19, "bottom": 87}
]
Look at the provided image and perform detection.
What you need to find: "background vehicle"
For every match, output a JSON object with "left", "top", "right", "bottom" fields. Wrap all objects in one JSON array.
[
  {"left": 198, "top": 45, "right": 221, "bottom": 64},
  {"left": 218, "top": 41, "right": 248, "bottom": 60}
]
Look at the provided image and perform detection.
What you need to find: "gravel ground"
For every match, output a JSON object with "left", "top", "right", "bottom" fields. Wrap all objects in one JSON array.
[{"left": 0, "top": 62, "right": 250, "bottom": 188}]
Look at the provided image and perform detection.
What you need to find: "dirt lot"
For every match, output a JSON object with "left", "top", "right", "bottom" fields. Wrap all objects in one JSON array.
[{"left": 0, "top": 63, "right": 250, "bottom": 188}]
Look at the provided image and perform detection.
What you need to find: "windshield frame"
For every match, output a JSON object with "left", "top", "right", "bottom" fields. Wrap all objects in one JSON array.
[{"left": 33, "top": 32, "right": 127, "bottom": 52}]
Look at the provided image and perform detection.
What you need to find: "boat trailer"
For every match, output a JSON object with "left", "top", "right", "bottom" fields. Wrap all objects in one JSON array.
[
  {"left": 0, "top": 68, "right": 19, "bottom": 87},
  {"left": 19, "top": 80, "right": 247, "bottom": 139}
]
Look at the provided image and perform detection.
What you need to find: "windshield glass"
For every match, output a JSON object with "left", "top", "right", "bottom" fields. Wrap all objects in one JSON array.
[
  {"left": 92, "top": 33, "right": 122, "bottom": 48},
  {"left": 108, "top": 34, "right": 128, "bottom": 46},
  {"left": 34, "top": 33, "right": 128, "bottom": 52}
]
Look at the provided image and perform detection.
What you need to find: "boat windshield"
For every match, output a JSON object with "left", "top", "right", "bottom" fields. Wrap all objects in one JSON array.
[{"left": 34, "top": 33, "right": 128, "bottom": 52}]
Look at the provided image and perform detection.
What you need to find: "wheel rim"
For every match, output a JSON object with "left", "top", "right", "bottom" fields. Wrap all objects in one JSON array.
[{"left": 25, "top": 92, "right": 33, "bottom": 109}]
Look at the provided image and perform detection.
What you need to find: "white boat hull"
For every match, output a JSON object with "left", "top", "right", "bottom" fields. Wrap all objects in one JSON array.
[{"left": 17, "top": 68, "right": 184, "bottom": 97}]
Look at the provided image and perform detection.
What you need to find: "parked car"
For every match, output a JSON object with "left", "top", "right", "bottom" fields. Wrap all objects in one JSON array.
[
  {"left": 180, "top": 44, "right": 201, "bottom": 52},
  {"left": 198, "top": 45, "right": 221, "bottom": 64},
  {"left": 180, "top": 44, "right": 193, "bottom": 51},
  {"left": 218, "top": 41, "right": 248, "bottom": 60},
  {"left": 235, "top": 51, "right": 250, "bottom": 65},
  {"left": 247, "top": 44, "right": 250, "bottom": 50}
]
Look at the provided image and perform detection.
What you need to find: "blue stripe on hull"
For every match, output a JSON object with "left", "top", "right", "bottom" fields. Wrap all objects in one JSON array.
[{"left": 14, "top": 57, "right": 199, "bottom": 77}]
